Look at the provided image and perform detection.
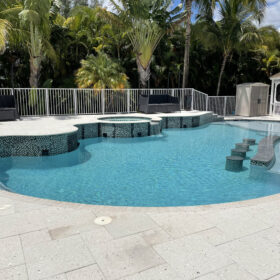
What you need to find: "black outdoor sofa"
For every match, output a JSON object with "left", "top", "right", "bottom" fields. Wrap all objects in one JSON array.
[
  {"left": 139, "top": 94, "right": 180, "bottom": 113},
  {"left": 0, "top": 95, "right": 19, "bottom": 121}
]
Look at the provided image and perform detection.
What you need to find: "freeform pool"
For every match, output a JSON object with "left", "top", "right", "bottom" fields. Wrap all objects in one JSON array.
[{"left": 1, "top": 121, "right": 280, "bottom": 207}]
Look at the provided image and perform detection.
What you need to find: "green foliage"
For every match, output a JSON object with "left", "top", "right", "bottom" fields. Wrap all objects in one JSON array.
[
  {"left": 75, "top": 52, "right": 129, "bottom": 89},
  {"left": 0, "top": 0, "right": 279, "bottom": 96}
]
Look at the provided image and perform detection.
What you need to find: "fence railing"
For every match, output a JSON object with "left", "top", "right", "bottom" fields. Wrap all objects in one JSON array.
[{"left": 0, "top": 88, "right": 236, "bottom": 117}]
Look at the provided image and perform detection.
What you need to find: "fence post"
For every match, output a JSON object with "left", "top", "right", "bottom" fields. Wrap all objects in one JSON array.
[
  {"left": 206, "top": 95, "right": 209, "bottom": 111},
  {"left": 171, "top": 89, "right": 175, "bottom": 97},
  {"left": 223, "top": 96, "right": 227, "bottom": 116},
  {"left": 73, "top": 89, "right": 77, "bottom": 115},
  {"left": 10, "top": 88, "right": 14, "bottom": 96},
  {"left": 45, "top": 88, "right": 50, "bottom": 116},
  {"left": 127, "top": 89, "right": 130, "bottom": 114},
  {"left": 101, "top": 89, "right": 105, "bottom": 115},
  {"left": 191, "top": 89, "right": 194, "bottom": 111}
]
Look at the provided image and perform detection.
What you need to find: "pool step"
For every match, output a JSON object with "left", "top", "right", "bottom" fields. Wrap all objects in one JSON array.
[
  {"left": 231, "top": 148, "right": 247, "bottom": 158},
  {"left": 235, "top": 143, "right": 250, "bottom": 151},
  {"left": 226, "top": 156, "right": 244, "bottom": 171},
  {"left": 243, "top": 138, "right": 256, "bottom": 145}
]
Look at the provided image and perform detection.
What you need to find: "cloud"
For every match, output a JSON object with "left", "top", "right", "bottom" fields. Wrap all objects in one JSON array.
[
  {"left": 101, "top": 0, "right": 118, "bottom": 12},
  {"left": 261, "top": 1, "right": 280, "bottom": 30}
]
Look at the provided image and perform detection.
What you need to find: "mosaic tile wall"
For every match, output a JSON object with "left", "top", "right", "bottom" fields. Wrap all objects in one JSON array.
[
  {"left": 0, "top": 113, "right": 215, "bottom": 157},
  {"left": 0, "top": 132, "right": 78, "bottom": 157}
]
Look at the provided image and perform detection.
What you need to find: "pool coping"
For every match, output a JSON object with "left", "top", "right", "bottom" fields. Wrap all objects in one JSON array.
[{"left": 1, "top": 186, "right": 280, "bottom": 213}]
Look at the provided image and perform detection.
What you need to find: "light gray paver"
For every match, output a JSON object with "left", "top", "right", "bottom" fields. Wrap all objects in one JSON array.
[
  {"left": 89, "top": 235, "right": 165, "bottom": 280},
  {"left": 0, "top": 236, "right": 25, "bottom": 270},
  {"left": 214, "top": 264, "right": 257, "bottom": 280},
  {"left": 148, "top": 212, "right": 213, "bottom": 238},
  {"left": 105, "top": 213, "right": 157, "bottom": 239},
  {"left": 24, "top": 235, "right": 95, "bottom": 280},
  {"left": 269, "top": 274, "right": 280, "bottom": 280},
  {"left": 139, "top": 264, "right": 183, "bottom": 280},
  {"left": 120, "top": 264, "right": 183, "bottom": 280},
  {"left": 66, "top": 264, "right": 105, "bottom": 280},
  {"left": 196, "top": 273, "right": 219, "bottom": 280},
  {"left": 154, "top": 234, "right": 233, "bottom": 280},
  {"left": 20, "top": 230, "right": 51, "bottom": 248},
  {"left": 0, "top": 210, "right": 46, "bottom": 238},
  {"left": 81, "top": 227, "right": 113, "bottom": 247},
  {"left": 218, "top": 234, "right": 280, "bottom": 279},
  {"left": 43, "top": 275, "right": 67, "bottom": 280},
  {"left": 41, "top": 207, "right": 96, "bottom": 229},
  {"left": 138, "top": 228, "right": 172, "bottom": 246},
  {"left": 0, "top": 264, "right": 28, "bottom": 280}
]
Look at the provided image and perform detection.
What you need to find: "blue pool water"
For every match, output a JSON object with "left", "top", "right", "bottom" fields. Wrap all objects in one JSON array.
[{"left": 1, "top": 121, "right": 280, "bottom": 207}]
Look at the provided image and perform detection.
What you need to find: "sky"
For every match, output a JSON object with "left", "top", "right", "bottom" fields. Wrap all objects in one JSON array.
[{"left": 102, "top": 0, "right": 280, "bottom": 31}]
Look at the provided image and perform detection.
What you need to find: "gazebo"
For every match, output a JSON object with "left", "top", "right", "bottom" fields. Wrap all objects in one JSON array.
[{"left": 270, "top": 73, "right": 280, "bottom": 115}]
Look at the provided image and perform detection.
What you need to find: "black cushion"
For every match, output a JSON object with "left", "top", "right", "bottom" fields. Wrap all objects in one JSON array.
[
  {"left": 149, "top": 95, "right": 177, "bottom": 104},
  {"left": 0, "top": 95, "right": 16, "bottom": 108}
]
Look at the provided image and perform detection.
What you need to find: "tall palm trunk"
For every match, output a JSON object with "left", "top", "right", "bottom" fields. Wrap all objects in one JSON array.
[
  {"left": 216, "top": 53, "right": 229, "bottom": 96},
  {"left": 182, "top": 0, "right": 192, "bottom": 88},
  {"left": 29, "top": 56, "right": 41, "bottom": 88},
  {"left": 28, "top": 23, "right": 42, "bottom": 88},
  {"left": 137, "top": 59, "right": 151, "bottom": 88}
]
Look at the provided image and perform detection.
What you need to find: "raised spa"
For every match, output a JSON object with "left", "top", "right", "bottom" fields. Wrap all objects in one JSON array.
[{"left": 98, "top": 116, "right": 152, "bottom": 122}]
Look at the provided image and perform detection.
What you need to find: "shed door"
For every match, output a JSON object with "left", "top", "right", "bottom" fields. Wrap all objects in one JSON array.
[{"left": 251, "top": 86, "right": 268, "bottom": 116}]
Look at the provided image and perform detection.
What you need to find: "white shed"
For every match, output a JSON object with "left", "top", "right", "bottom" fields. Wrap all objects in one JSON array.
[
  {"left": 235, "top": 83, "right": 269, "bottom": 117},
  {"left": 269, "top": 73, "right": 280, "bottom": 115}
]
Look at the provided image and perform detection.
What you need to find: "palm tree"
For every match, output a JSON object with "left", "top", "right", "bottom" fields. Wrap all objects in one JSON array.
[
  {"left": 18, "top": 0, "right": 59, "bottom": 88},
  {"left": 182, "top": 0, "right": 216, "bottom": 88},
  {"left": 0, "top": 0, "right": 19, "bottom": 54},
  {"left": 199, "top": 0, "right": 264, "bottom": 95},
  {"left": 256, "top": 26, "right": 280, "bottom": 78},
  {"left": 0, "top": 19, "right": 10, "bottom": 54},
  {"left": 75, "top": 52, "right": 129, "bottom": 89},
  {"left": 181, "top": 0, "right": 267, "bottom": 88},
  {"left": 109, "top": 0, "right": 184, "bottom": 88}
]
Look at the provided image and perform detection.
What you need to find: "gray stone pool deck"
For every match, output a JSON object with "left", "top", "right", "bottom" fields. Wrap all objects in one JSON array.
[{"left": 1, "top": 113, "right": 280, "bottom": 279}]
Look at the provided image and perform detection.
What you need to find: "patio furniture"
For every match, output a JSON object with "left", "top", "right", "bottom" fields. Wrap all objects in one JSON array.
[
  {"left": 139, "top": 94, "right": 180, "bottom": 113},
  {"left": 0, "top": 95, "right": 19, "bottom": 121}
]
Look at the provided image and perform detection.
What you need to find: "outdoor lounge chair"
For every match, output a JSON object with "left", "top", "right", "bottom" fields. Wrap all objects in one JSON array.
[
  {"left": 0, "top": 95, "right": 19, "bottom": 121},
  {"left": 139, "top": 94, "right": 180, "bottom": 113}
]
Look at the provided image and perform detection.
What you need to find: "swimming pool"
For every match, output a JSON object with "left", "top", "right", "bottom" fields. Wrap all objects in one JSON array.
[{"left": 1, "top": 121, "right": 280, "bottom": 207}]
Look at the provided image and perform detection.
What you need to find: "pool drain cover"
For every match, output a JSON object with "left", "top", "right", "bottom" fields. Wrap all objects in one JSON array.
[{"left": 94, "top": 216, "right": 112, "bottom": 225}]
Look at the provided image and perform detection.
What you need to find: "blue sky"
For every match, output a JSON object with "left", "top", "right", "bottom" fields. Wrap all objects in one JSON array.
[
  {"left": 172, "top": 0, "right": 280, "bottom": 30},
  {"left": 103, "top": 0, "right": 280, "bottom": 30}
]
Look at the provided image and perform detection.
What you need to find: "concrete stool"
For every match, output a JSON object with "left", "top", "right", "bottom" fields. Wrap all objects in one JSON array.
[
  {"left": 225, "top": 156, "right": 244, "bottom": 171},
  {"left": 231, "top": 149, "right": 247, "bottom": 158},
  {"left": 235, "top": 143, "right": 249, "bottom": 151},
  {"left": 243, "top": 138, "right": 256, "bottom": 145}
]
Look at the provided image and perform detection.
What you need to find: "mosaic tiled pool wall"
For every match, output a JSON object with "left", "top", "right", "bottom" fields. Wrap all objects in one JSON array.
[
  {"left": 0, "top": 113, "right": 215, "bottom": 157},
  {"left": 0, "top": 132, "right": 78, "bottom": 157}
]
